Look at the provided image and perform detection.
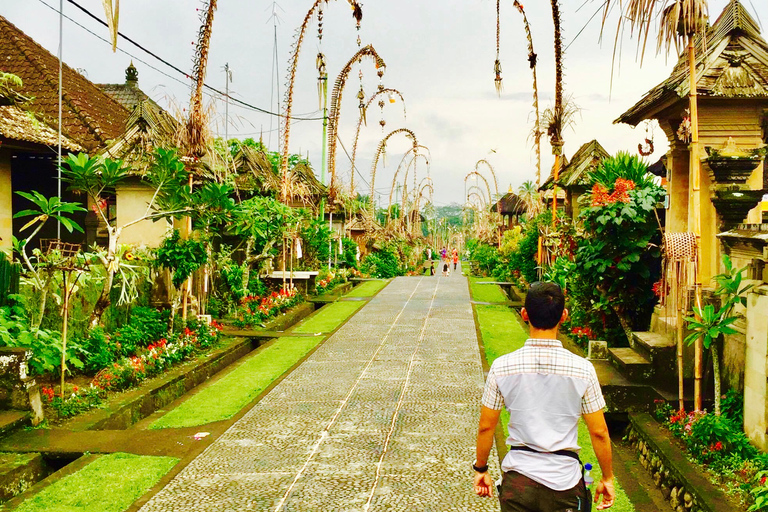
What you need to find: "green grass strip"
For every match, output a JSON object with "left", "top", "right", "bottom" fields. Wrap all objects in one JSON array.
[
  {"left": 15, "top": 453, "right": 178, "bottom": 512},
  {"left": 150, "top": 336, "right": 324, "bottom": 429},
  {"left": 474, "top": 303, "right": 635, "bottom": 512},
  {"left": 292, "top": 301, "right": 364, "bottom": 334},
  {"left": 345, "top": 280, "right": 388, "bottom": 297},
  {"left": 469, "top": 276, "right": 509, "bottom": 303}
]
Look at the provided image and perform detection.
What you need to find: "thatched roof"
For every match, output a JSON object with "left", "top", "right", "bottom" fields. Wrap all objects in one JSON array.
[
  {"left": 541, "top": 140, "right": 610, "bottom": 190},
  {"left": 101, "top": 99, "right": 180, "bottom": 168},
  {"left": 0, "top": 15, "right": 129, "bottom": 151},
  {"left": 490, "top": 192, "right": 526, "bottom": 215},
  {"left": 616, "top": 0, "right": 768, "bottom": 126}
]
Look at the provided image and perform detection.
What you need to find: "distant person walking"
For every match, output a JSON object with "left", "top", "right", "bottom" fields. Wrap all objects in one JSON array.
[
  {"left": 453, "top": 253, "right": 458, "bottom": 271},
  {"left": 430, "top": 262, "right": 435, "bottom": 276},
  {"left": 442, "top": 259, "right": 449, "bottom": 277},
  {"left": 441, "top": 247, "right": 447, "bottom": 259},
  {"left": 427, "top": 248, "right": 432, "bottom": 261},
  {"left": 472, "top": 282, "right": 615, "bottom": 511}
]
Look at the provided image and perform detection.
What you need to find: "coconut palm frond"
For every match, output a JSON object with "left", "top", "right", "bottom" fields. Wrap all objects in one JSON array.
[{"left": 601, "top": 0, "right": 709, "bottom": 60}]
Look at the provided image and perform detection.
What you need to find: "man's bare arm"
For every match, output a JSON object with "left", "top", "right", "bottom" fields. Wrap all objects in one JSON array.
[
  {"left": 583, "top": 410, "right": 615, "bottom": 510},
  {"left": 474, "top": 406, "right": 501, "bottom": 497}
]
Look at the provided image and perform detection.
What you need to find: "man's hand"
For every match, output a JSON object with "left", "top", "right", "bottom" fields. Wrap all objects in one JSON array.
[
  {"left": 593, "top": 477, "right": 615, "bottom": 510},
  {"left": 473, "top": 471, "right": 494, "bottom": 497}
]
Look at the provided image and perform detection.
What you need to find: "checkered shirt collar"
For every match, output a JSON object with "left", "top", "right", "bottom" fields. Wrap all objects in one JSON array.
[{"left": 524, "top": 338, "right": 563, "bottom": 348}]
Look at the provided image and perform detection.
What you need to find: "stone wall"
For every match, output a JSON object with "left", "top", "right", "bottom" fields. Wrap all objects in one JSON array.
[
  {"left": 745, "top": 285, "right": 768, "bottom": 451},
  {"left": 0, "top": 348, "right": 43, "bottom": 426}
]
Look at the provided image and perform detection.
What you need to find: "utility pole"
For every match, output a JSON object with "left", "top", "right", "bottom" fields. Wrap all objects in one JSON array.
[{"left": 223, "top": 63, "right": 232, "bottom": 143}]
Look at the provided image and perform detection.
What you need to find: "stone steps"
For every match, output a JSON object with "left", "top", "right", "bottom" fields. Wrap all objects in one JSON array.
[{"left": 608, "top": 347, "right": 654, "bottom": 382}]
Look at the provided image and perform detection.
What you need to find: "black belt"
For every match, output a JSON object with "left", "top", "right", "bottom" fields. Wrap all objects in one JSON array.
[{"left": 507, "top": 445, "right": 581, "bottom": 463}]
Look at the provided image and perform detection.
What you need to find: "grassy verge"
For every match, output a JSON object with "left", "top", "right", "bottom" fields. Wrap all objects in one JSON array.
[
  {"left": 471, "top": 284, "right": 635, "bottom": 511},
  {"left": 150, "top": 336, "right": 324, "bottom": 429},
  {"left": 14, "top": 453, "right": 178, "bottom": 512},
  {"left": 292, "top": 301, "right": 364, "bottom": 334},
  {"left": 469, "top": 276, "right": 509, "bottom": 303},
  {"left": 345, "top": 280, "right": 388, "bottom": 297}
]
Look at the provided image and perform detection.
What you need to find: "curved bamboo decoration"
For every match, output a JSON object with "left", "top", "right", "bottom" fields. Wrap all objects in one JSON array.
[
  {"left": 464, "top": 171, "right": 492, "bottom": 204},
  {"left": 369, "top": 128, "right": 418, "bottom": 226},
  {"left": 350, "top": 88, "right": 406, "bottom": 195},
  {"left": 388, "top": 152, "right": 430, "bottom": 214},
  {"left": 280, "top": 0, "right": 361, "bottom": 203},
  {"left": 474, "top": 159, "right": 500, "bottom": 199},
  {"left": 468, "top": 185, "right": 489, "bottom": 203},
  {"left": 327, "top": 45, "right": 387, "bottom": 197}
]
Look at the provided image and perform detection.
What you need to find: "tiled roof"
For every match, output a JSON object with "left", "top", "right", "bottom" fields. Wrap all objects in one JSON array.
[
  {"left": 98, "top": 63, "right": 162, "bottom": 112},
  {"left": 616, "top": 0, "right": 768, "bottom": 126},
  {"left": 0, "top": 104, "right": 83, "bottom": 151},
  {"left": 0, "top": 15, "right": 129, "bottom": 152}
]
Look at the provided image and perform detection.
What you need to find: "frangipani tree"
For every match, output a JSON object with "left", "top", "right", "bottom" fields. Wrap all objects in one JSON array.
[{"left": 61, "top": 149, "right": 200, "bottom": 327}]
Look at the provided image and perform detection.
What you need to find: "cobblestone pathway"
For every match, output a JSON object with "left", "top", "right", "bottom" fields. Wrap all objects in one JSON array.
[{"left": 140, "top": 273, "right": 499, "bottom": 512}]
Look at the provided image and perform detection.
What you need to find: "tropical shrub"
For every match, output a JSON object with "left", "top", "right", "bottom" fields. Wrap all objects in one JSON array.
[
  {"left": 570, "top": 153, "right": 664, "bottom": 345},
  {"left": 360, "top": 246, "right": 403, "bottom": 279}
]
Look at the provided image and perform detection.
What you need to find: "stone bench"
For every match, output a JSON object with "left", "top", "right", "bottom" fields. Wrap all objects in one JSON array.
[{"left": 262, "top": 271, "right": 319, "bottom": 295}]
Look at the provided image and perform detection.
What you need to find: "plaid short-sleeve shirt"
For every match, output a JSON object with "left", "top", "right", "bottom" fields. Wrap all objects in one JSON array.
[{"left": 482, "top": 338, "right": 606, "bottom": 491}]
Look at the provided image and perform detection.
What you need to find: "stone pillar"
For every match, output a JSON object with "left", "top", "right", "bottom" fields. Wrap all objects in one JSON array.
[
  {"left": 0, "top": 151, "right": 12, "bottom": 254},
  {"left": 0, "top": 348, "right": 43, "bottom": 426},
  {"left": 665, "top": 146, "right": 690, "bottom": 234},
  {"left": 745, "top": 284, "right": 768, "bottom": 450}
]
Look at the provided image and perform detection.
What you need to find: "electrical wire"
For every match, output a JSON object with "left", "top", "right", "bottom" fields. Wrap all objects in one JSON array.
[{"left": 39, "top": 0, "right": 324, "bottom": 121}]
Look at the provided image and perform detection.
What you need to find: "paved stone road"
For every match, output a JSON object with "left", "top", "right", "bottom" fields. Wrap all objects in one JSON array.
[{"left": 140, "top": 273, "right": 499, "bottom": 512}]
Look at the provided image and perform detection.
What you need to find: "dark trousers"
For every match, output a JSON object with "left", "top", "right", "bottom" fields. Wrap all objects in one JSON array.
[{"left": 499, "top": 470, "right": 590, "bottom": 512}]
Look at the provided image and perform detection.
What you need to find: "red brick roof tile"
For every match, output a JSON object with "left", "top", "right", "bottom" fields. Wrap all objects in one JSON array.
[{"left": 0, "top": 15, "right": 129, "bottom": 152}]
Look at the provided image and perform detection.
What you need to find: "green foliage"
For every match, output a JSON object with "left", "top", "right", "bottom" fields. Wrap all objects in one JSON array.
[
  {"left": 13, "top": 190, "right": 86, "bottom": 235},
  {"left": 589, "top": 151, "right": 656, "bottom": 190},
  {"left": 722, "top": 388, "right": 744, "bottom": 426},
  {"left": 684, "top": 304, "right": 738, "bottom": 350},
  {"left": 471, "top": 244, "right": 501, "bottom": 277},
  {"left": 0, "top": 257, "right": 20, "bottom": 307},
  {"left": 360, "top": 246, "right": 403, "bottom": 279},
  {"left": 299, "top": 216, "right": 331, "bottom": 268},
  {"left": 340, "top": 238, "right": 358, "bottom": 269},
  {"left": 0, "top": 306, "right": 84, "bottom": 376},
  {"left": 46, "top": 387, "right": 104, "bottom": 419},
  {"left": 230, "top": 196, "right": 295, "bottom": 255},
  {"left": 155, "top": 230, "right": 207, "bottom": 288}
]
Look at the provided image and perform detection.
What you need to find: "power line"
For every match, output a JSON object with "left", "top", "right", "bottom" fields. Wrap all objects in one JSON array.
[{"left": 42, "top": 0, "right": 324, "bottom": 121}]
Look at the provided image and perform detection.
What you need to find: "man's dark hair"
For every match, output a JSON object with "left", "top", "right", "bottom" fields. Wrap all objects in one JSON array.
[{"left": 524, "top": 281, "right": 565, "bottom": 329}]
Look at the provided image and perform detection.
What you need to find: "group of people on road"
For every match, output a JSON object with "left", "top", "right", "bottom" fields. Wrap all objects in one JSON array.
[{"left": 428, "top": 246, "right": 459, "bottom": 277}]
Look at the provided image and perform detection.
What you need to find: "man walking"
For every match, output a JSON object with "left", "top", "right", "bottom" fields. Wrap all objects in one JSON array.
[{"left": 473, "top": 282, "right": 615, "bottom": 511}]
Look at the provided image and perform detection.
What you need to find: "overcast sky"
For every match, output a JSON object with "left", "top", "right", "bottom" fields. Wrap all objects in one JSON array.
[{"left": 3, "top": 0, "right": 766, "bottom": 207}]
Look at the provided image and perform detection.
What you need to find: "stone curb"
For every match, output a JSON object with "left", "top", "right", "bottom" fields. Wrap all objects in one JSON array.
[{"left": 626, "top": 412, "right": 734, "bottom": 512}]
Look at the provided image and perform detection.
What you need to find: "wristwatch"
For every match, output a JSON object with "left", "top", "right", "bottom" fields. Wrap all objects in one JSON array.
[{"left": 472, "top": 460, "right": 488, "bottom": 473}]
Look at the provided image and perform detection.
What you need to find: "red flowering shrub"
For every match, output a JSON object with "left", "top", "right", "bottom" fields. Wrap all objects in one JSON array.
[{"left": 233, "top": 287, "right": 303, "bottom": 329}]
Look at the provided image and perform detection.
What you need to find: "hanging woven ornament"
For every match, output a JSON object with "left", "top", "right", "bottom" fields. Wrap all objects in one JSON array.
[
  {"left": 101, "top": 0, "right": 120, "bottom": 51},
  {"left": 638, "top": 121, "right": 655, "bottom": 156},
  {"left": 494, "top": 60, "right": 503, "bottom": 96},
  {"left": 382, "top": 143, "right": 387, "bottom": 168},
  {"left": 358, "top": 86, "right": 367, "bottom": 126},
  {"left": 379, "top": 99, "right": 386, "bottom": 131},
  {"left": 316, "top": 53, "right": 327, "bottom": 110},
  {"left": 677, "top": 109, "right": 692, "bottom": 143}
]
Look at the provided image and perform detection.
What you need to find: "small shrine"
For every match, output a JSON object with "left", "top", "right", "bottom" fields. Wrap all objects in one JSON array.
[{"left": 615, "top": 0, "right": 768, "bottom": 284}]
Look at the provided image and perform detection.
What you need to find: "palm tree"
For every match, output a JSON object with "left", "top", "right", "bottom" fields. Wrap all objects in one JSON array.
[
  {"left": 518, "top": 180, "right": 543, "bottom": 219},
  {"left": 601, "top": 0, "right": 709, "bottom": 410}
]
